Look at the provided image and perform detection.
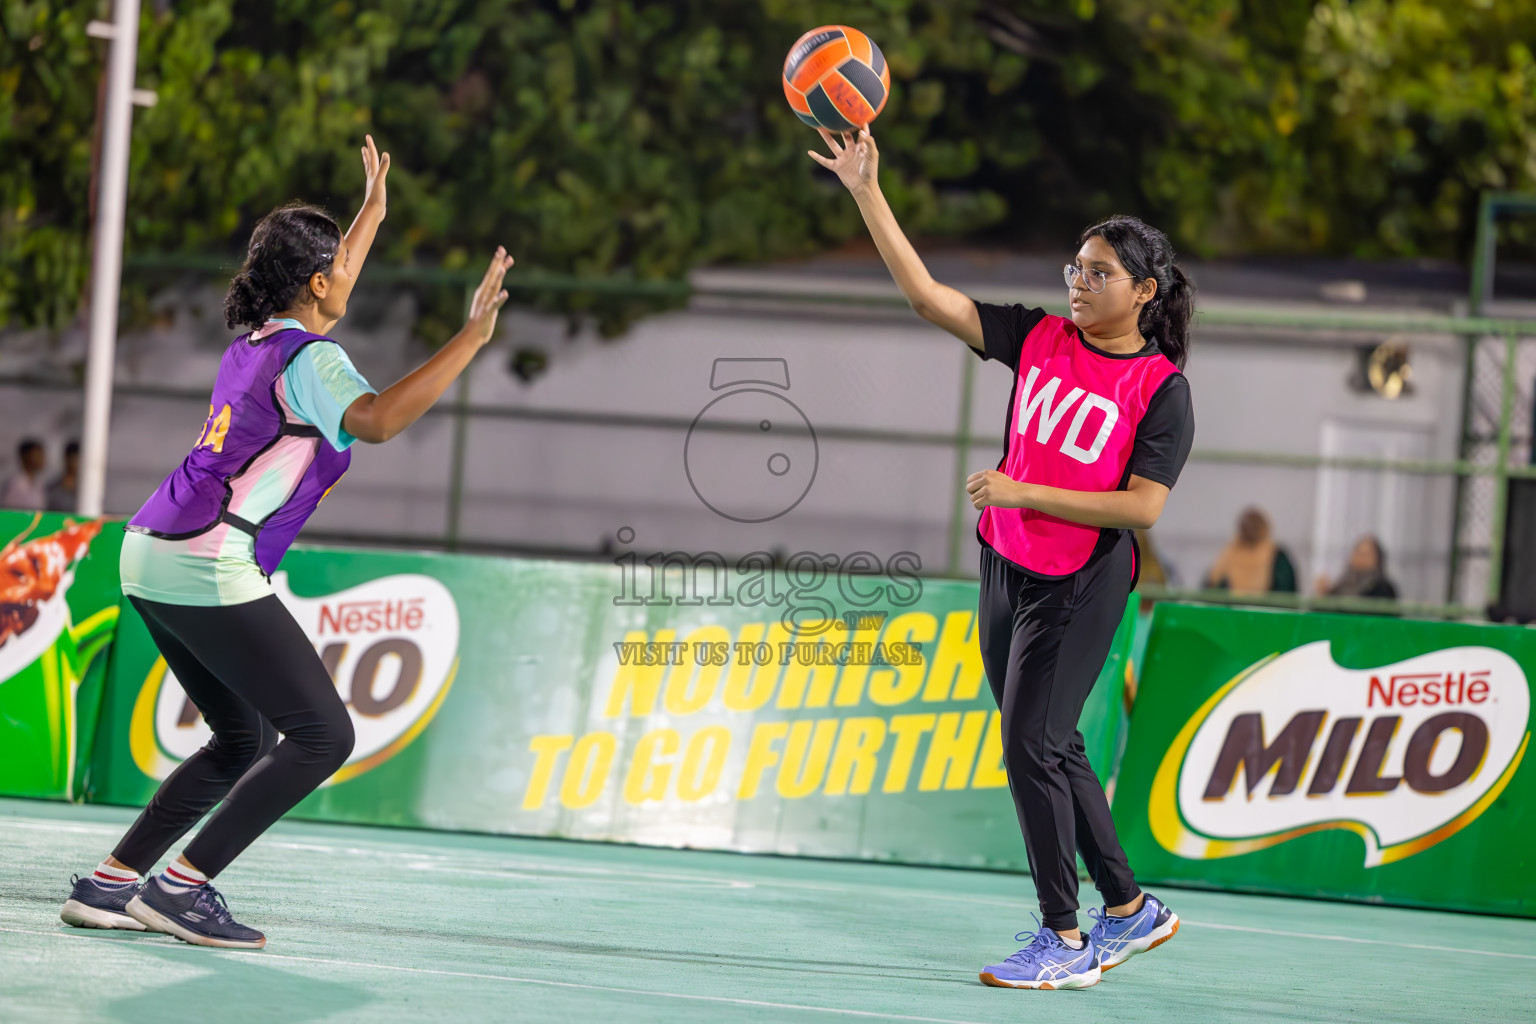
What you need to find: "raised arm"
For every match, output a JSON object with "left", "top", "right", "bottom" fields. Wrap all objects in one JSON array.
[
  {"left": 809, "top": 129, "right": 983, "bottom": 350},
  {"left": 343, "top": 248, "right": 515, "bottom": 443},
  {"left": 343, "top": 136, "right": 390, "bottom": 278},
  {"left": 314, "top": 137, "right": 391, "bottom": 337}
]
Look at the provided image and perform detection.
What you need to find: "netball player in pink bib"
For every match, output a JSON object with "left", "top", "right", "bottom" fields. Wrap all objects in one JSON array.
[{"left": 812, "top": 129, "right": 1194, "bottom": 990}]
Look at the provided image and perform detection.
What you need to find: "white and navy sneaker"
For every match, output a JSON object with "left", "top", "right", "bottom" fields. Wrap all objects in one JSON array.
[
  {"left": 60, "top": 873, "right": 148, "bottom": 931},
  {"left": 126, "top": 880, "right": 266, "bottom": 949},
  {"left": 1087, "top": 892, "right": 1180, "bottom": 971},
  {"left": 979, "top": 919, "right": 1101, "bottom": 990}
]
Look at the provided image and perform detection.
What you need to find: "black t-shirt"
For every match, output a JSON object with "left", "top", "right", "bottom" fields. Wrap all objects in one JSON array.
[{"left": 971, "top": 301, "right": 1196, "bottom": 575}]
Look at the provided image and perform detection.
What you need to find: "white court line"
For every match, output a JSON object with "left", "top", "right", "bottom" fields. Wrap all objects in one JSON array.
[
  {"left": 0, "top": 925, "right": 985, "bottom": 1024},
  {"left": 407, "top": 863, "right": 756, "bottom": 889},
  {"left": 0, "top": 820, "right": 122, "bottom": 835},
  {"left": 7, "top": 814, "right": 1535, "bottom": 964},
  {"left": 1181, "top": 920, "right": 1536, "bottom": 961},
  {"left": 0, "top": 820, "right": 749, "bottom": 889},
  {"left": 278, "top": 845, "right": 761, "bottom": 889},
  {"left": 250, "top": 841, "right": 757, "bottom": 888}
]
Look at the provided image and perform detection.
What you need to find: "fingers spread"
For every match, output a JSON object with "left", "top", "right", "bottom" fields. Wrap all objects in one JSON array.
[
  {"left": 480, "top": 247, "right": 505, "bottom": 289},
  {"left": 815, "top": 128, "right": 843, "bottom": 154},
  {"left": 463, "top": 249, "right": 513, "bottom": 318},
  {"left": 474, "top": 250, "right": 514, "bottom": 316},
  {"left": 808, "top": 151, "right": 834, "bottom": 168}
]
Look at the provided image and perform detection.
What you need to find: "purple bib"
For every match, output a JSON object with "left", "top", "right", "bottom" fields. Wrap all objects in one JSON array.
[{"left": 127, "top": 329, "right": 352, "bottom": 576}]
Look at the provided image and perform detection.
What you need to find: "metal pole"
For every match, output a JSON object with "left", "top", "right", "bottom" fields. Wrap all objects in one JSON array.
[
  {"left": 77, "top": 0, "right": 143, "bottom": 518},
  {"left": 1486, "top": 328, "right": 1519, "bottom": 607},
  {"left": 946, "top": 350, "right": 976, "bottom": 576},
  {"left": 1446, "top": 327, "right": 1478, "bottom": 603},
  {"left": 444, "top": 283, "right": 476, "bottom": 550},
  {"left": 1469, "top": 193, "right": 1497, "bottom": 317},
  {"left": 445, "top": 372, "right": 471, "bottom": 552}
]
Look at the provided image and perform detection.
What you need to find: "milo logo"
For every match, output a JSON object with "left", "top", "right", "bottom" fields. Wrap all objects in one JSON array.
[
  {"left": 1149, "top": 641, "right": 1531, "bottom": 866},
  {"left": 130, "top": 573, "right": 460, "bottom": 785}
]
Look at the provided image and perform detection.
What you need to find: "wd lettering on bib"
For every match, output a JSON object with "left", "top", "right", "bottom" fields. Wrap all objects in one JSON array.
[
  {"left": 1017, "top": 367, "right": 1121, "bottom": 465},
  {"left": 981, "top": 315, "right": 1177, "bottom": 576}
]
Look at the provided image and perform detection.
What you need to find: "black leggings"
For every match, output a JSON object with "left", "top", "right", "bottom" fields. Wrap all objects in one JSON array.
[
  {"left": 112, "top": 595, "right": 354, "bottom": 879},
  {"left": 978, "top": 535, "right": 1141, "bottom": 933}
]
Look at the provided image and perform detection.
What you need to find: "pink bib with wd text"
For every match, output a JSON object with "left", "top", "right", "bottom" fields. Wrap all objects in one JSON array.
[{"left": 980, "top": 314, "right": 1178, "bottom": 576}]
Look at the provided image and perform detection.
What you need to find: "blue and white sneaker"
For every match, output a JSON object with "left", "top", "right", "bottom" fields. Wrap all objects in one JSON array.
[
  {"left": 1087, "top": 892, "right": 1179, "bottom": 971},
  {"left": 60, "top": 874, "right": 148, "bottom": 931},
  {"left": 126, "top": 880, "right": 266, "bottom": 949},
  {"left": 979, "top": 919, "right": 1101, "bottom": 990}
]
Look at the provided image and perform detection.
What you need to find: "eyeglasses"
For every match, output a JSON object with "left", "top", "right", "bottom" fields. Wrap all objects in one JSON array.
[{"left": 1063, "top": 264, "right": 1134, "bottom": 294}]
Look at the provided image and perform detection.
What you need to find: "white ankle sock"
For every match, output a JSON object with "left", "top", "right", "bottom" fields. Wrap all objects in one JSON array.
[
  {"left": 1057, "top": 932, "right": 1084, "bottom": 949},
  {"left": 92, "top": 860, "right": 139, "bottom": 889},
  {"left": 158, "top": 861, "right": 208, "bottom": 890}
]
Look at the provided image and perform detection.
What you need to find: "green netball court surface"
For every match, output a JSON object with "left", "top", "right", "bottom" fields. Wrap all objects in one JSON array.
[{"left": 1, "top": 797, "right": 1532, "bottom": 1023}]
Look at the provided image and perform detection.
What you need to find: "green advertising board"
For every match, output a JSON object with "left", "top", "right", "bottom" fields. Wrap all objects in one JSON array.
[
  {"left": 0, "top": 511, "right": 124, "bottom": 801},
  {"left": 89, "top": 545, "right": 1135, "bottom": 871},
  {"left": 1113, "top": 603, "right": 1535, "bottom": 917}
]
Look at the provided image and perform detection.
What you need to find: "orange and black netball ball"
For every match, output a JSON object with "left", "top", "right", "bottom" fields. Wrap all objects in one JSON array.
[{"left": 782, "top": 26, "right": 891, "bottom": 133}]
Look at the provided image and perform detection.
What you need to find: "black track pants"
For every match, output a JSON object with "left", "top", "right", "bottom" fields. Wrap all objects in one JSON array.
[
  {"left": 111, "top": 595, "right": 354, "bottom": 878},
  {"left": 978, "top": 534, "right": 1141, "bottom": 932}
]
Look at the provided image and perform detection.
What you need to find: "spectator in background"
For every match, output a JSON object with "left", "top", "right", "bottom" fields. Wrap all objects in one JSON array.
[
  {"left": 46, "top": 441, "right": 80, "bottom": 512},
  {"left": 1205, "top": 506, "right": 1296, "bottom": 595},
  {"left": 1316, "top": 534, "right": 1398, "bottom": 601},
  {"left": 1, "top": 439, "right": 47, "bottom": 510}
]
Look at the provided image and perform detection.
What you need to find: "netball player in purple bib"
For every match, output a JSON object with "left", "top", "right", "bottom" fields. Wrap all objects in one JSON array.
[
  {"left": 812, "top": 129, "right": 1194, "bottom": 989},
  {"left": 59, "top": 137, "right": 515, "bottom": 948}
]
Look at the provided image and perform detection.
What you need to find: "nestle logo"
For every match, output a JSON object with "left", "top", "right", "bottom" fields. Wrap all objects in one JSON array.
[
  {"left": 1367, "top": 671, "right": 1490, "bottom": 708},
  {"left": 318, "top": 598, "right": 425, "bottom": 636}
]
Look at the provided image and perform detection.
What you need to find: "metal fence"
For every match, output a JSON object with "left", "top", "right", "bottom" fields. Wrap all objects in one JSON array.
[{"left": 7, "top": 251, "right": 1536, "bottom": 622}]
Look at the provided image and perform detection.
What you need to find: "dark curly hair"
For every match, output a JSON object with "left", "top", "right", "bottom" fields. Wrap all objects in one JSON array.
[
  {"left": 1079, "top": 215, "right": 1195, "bottom": 370},
  {"left": 223, "top": 203, "right": 341, "bottom": 330}
]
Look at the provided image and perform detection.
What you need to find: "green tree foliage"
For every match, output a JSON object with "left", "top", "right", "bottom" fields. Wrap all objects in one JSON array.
[
  {"left": 3, "top": 0, "right": 1534, "bottom": 335},
  {"left": 1122, "top": 0, "right": 1536, "bottom": 256},
  {"left": 2, "top": 2, "right": 100, "bottom": 328}
]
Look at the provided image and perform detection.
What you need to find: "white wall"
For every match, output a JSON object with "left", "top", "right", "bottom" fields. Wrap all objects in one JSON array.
[
  {"left": 1166, "top": 334, "right": 1462, "bottom": 601},
  {"left": 0, "top": 278, "right": 1466, "bottom": 602}
]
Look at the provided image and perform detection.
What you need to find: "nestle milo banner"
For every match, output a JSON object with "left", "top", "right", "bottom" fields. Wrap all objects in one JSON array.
[
  {"left": 0, "top": 511, "right": 124, "bottom": 800},
  {"left": 89, "top": 546, "right": 1135, "bottom": 869},
  {"left": 1113, "top": 603, "right": 1535, "bottom": 916}
]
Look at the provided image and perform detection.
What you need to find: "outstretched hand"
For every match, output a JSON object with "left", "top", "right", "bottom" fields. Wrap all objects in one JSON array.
[
  {"left": 808, "top": 127, "right": 879, "bottom": 195},
  {"left": 464, "top": 247, "right": 515, "bottom": 347},
  {"left": 361, "top": 134, "right": 390, "bottom": 213},
  {"left": 341, "top": 245, "right": 516, "bottom": 445}
]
